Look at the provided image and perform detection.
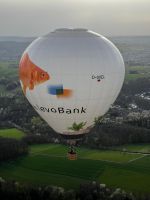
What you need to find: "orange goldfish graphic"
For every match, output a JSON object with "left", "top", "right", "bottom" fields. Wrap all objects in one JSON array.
[{"left": 19, "top": 53, "right": 50, "bottom": 95}]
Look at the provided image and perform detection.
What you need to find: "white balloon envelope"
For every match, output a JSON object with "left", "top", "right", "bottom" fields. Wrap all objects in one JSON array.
[{"left": 19, "top": 28, "right": 125, "bottom": 137}]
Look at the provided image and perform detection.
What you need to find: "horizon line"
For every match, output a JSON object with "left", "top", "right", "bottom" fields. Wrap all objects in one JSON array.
[{"left": 0, "top": 35, "right": 150, "bottom": 38}]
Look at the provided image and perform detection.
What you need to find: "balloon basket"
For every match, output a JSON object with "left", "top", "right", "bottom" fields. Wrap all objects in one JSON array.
[
  {"left": 67, "top": 152, "right": 77, "bottom": 160},
  {"left": 67, "top": 144, "right": 77, "bottom": 160}
]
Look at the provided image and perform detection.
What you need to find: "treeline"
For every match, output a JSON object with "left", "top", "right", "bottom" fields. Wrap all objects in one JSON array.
[
  {"left": 0, "top": 76, "right": 20, "bottom": 91},
  {"left": 0, "top": 92, "right": 56, "bottom": 137},
  {"left": 22, "top": 134, "right": 56, "bottom": 145},
  {"left": 22, "top": 122, "right": 150, "bottom": 149},
  {"left": 0, "top": 137, "right": 28, "bottom": 162},
  {"left": 1, "top": 178, "right": 149, "bottom": 200},
  {"left": 127, "top": 118, "right": 150, "bottom": 129},
  {"left": 116, "top": 77, "right": 150, "bottom": 109},
  {"left": 1, "top": 122, "right": 149, "bottom": 162},
  {"left": 122, "top": 78, "right": 150, "bottom": 95},
  {"left": 84, "top": 123, "right": 150, "bottom": 148}
]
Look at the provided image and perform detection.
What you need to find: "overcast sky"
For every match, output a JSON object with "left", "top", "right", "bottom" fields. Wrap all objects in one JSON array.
[{"left": 0, "top": 0, "right": 150, "bottom": 37}]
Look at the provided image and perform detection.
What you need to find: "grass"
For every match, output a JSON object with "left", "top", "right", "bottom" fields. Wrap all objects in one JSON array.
[
  {"left": 0, "top": 61, "right": 18, "bottom": 79},
  {"left": 80, "top": 150, "right": 140, "bottom": 163},
  {"left": 116, "top": 143, "right": 150, "bottom": 153},
  {"left": 100, "top": 165, "right": 150, "bottom": 194},
  {"left": 0, "top": 128, "right": 25, "bottom": 139},
  {"left": 0, "top": 143, "right": 150, "bottom": 194},
  {"left": 30, "top": 144, "right": 141, "bottom": 162},
  {"left": 125, "top": 65, "right": 150, "bottom": 81},
  {"left": 0, "top": 162, "right": 86, "bottom": 189}
]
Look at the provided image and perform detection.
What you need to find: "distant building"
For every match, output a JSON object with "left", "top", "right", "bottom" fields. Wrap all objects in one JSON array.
[
  {"left": 141, "top": 110, "right": 150, "bottom": 118},
  {"left": 128, "top": 103, "right": 138, "bottom": 109},
  {"left": 127, "top": 112, "right": 141, "bottom": 120},
  {"left": 115, "top": 117, "right": 124, "bottom": 124}
]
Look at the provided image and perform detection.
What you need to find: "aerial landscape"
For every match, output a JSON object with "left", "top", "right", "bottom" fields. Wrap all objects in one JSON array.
[{"left": 0, "top": 35, "right": 150, "bottom": 199}]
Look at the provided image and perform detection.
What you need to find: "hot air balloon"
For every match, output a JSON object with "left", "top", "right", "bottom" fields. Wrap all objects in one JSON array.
[{"left": 19, "top": 28, "right": 125, "bottom": 160}]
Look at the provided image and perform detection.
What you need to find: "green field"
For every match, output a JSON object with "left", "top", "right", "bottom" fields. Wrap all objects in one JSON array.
[
  {"left": 125, "top": 66, "right": 150, "bottom": 80},
  {"left": 0, "top": 143, "right": 150, "bottom": 194},
  {"left": 0, "top": 61, "right": 18, "bottom": 79},
  {"left": 0, "top": 61, "right": 18, "bottom": 93},
  {"left": 0, "top": 128, "right": 25, "bottom": 139},
  {"left": 117, "top": 144, "right": 150, "bottom": 153},
  {"left": 30, "top": 144, "right": 141, "bottom": 163}
]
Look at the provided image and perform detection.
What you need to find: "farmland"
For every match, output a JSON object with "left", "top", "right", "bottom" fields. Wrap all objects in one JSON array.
[
  {"left": 30, "top": 144, "right": 142, "bottom": 163},
  {"left": 0, "top": 36, "right": 150, "bottom": 196},
  {"left": 0, "top": 143, "right": 150, "bottom": 194},
  {"left": 0, "top": 128, "right": 25, "bottom": 139},
  {"left": 116, "top": 143, "right": 150, "bottom": 153},
  {"left": 125, "top": 65, "right": 150, "bottom": 80}
]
